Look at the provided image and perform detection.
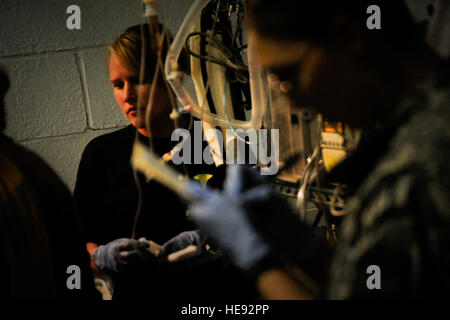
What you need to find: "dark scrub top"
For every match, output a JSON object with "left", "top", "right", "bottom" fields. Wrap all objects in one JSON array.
[
  {"left": 74, "top": 124, "right": 252, "bottom": 300},
  {"left": 73, "top": 125, "right": 196, "bottom": 245}
]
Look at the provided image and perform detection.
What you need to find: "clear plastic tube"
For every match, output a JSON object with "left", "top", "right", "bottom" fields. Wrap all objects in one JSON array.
[{"left": 164, "top": 0, "right": 265, "bottom": 130}]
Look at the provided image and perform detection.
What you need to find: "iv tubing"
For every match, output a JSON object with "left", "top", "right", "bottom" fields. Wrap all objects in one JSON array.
[{"left": 165, "top": 0, "right": 265, "bottom": 130}]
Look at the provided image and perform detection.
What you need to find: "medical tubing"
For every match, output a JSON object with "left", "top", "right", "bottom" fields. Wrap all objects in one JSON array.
[
  {"left": 297, "top": 147, "right": 318, "bottom": 221},
  {"left": 165, "top": 0, "right": 210, "bottom": 114},
  {"left": 143, "top": 0, "right": 159, "bottom": 18},
  {"left": 165, "top": 0, "right": 265, "bottom": 130}
]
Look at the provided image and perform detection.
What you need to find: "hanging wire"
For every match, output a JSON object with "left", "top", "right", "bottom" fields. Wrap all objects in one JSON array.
[
  {"left": 297, "top": 145, "right": 319, "bottom": 222},
  {"left": 131, "top": 0, "right": 225, "bottom": 238},
  {"left": 144, "top": 21, "right": 164, "bottom": 143},
  {"left": 211, "top": 0, "right": 222, "bottom": 37},
  {"left": 189, "top": 0, "right": 224, "bottom": 129},
  {"left": 184, "top": 32, "right": 247, "bottom": 70},
  {"left": 223, "top": 79, "right": 257, "bottom": 145},
  {"left": 296, "top": 113, "right": 331, "bottom": 230},
  {"left": 215, "top": 1, "right": 266, "bottom": 144},
  {"left": 132, "top": 2, "right": 177, "bottom": 239},
  {"left": 131, "top": 17, "right": 152, "bottom": 240},
  {"left": 312, "top": 114, "right": 330, "bottom": 229}
]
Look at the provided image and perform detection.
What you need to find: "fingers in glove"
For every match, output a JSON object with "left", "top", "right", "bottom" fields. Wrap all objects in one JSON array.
[
  {"left": 162, "top": 231, "right": 200, "bottom": 255},
  {"left": 224, "top": 165, "right": 267, "bottom": 197},
  {"left": 224, "top": 165, "right": 244, "bottom": 197},
  {"left": 190, "top": 193, "right": 229, "bottom": 222},
  {"left": 188, "top": 180, "right": 215, "bottom": 203},
  {"left": 239, "top": 185, "right": 273, "bottom": 203},
  {"left": 119, "top": 250, "right": 141, "bottom": 262},
  {"left": 116, "top": 249, "right": 155, "bottom": 269},
  {"left": 118, "top": 239, "right": 149, "bottom": 252},
  {"left": 136, "top": 246, "right": 159, "bottom": 262}
]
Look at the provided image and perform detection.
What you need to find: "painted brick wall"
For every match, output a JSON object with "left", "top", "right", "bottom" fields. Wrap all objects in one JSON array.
[{"left": 0, "top": 0, "right": 193, "bottom": 190}]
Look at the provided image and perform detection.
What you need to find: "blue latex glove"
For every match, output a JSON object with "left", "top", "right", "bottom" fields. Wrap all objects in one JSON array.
[
  {"left": 92, "top": 238, "right": 151, "bottom": 274},
  {"left": 189, "top": 165, "right": 271, "bottom": 270},
  {"left": 160, "top": 230, "right": 203, "bottom": 257}
]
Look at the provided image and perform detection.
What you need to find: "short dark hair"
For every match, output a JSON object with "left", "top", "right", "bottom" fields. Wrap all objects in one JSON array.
[{"left": 245, "top": 1, "right": 423, "bottom": 49}]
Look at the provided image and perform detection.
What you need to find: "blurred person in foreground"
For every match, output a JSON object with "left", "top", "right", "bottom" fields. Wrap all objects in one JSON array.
[
  {"left": 0, "top": 68, "right": 98, "bottom": 300},
  {"left": 74, "top": 23, "right": 250, "bottom": 300},
  {"left": 188, "top": 1, "right": 450, "bottom": 299}
]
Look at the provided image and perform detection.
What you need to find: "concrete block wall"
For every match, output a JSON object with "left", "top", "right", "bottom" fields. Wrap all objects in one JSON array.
[{"left": 0, "top": 0, "right": 193, "bottom": 190}]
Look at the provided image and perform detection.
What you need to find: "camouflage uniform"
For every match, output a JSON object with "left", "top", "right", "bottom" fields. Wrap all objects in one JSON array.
[{"left": 326, "top": 73, "right": 450, "bottom": 298}]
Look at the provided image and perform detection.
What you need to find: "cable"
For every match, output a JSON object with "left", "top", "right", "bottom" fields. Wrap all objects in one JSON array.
[
  {"left": 132, "top": 1, "right": 174, "bottom": 239},
  {"left": 223, "top": 80, "right": 252, "bottom": 144},
  {"left": 210, "top": 0, "right": 222, "bottom": 38},
  {"left": 131, "top": 141, "right": 145, "bottom": 239},
  {"left": 295, "top": 113, "right": 330, "bottom": 229},
  {"left": 230, "top": 2, "right": 244, "bottom": 50},
  {"left": 131, "top": 18, "right": 151, "bottom": 240},
  {"left": 188, "top": 0, "right": 224, "bottom": 129},
  {"left": 312, "top": 114, "right": 330, "bottom": 229},
  {"left": 131, "top": 0, "right": 231, "bottom": 238},
  {"left": 144, "top": 21, "right": 163, "bottom": 143},
  {"left": 297, "top": 146, "right": 318, "bottom": 222},
  {"left": 183, "top": 1, "right": 249, "bottom": 86},
  {"left": 185, "top": 32, "right": 248, "bottom": 71}
]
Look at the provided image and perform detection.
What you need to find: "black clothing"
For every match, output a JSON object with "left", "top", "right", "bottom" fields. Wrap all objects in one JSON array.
[
  {"left": 74, "top": 125, "right": 253, "bottom": 300},
  {"left": 74, "top": 125, "right": 197, "bottom": 245},
  {"left": 0, "top": 134, "right": 98, "bottom": 300}
]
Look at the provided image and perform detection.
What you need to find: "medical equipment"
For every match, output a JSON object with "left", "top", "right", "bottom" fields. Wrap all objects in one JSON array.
[
  {"left": 132, "top": 0, "right": 360, "bottom": 242},
  {"left": 131, "top": 141, "right": 197, "bottom": 201},
  {"left": 165, "top": 0, "right": 266, "bottom": 131}
]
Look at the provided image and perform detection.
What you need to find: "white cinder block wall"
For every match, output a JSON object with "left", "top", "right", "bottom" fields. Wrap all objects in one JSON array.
[
  {"left": 0, "top": 0, "right": 192, "bottom": 190},
  {"left": 3, "top": 1, "right": 442, "bottom": 192}
]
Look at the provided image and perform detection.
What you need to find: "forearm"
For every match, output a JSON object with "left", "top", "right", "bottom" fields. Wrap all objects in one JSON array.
[
  {"left": 253, "top": 234, "right": 334, "bottom": 300},
  {"left": 256, "top": 268, "right": 316, "bottom": 300}
]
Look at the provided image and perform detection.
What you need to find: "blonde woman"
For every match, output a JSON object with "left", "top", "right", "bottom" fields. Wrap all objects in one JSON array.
[{"left": 73, "top": 24, "right": 212, "bottom": 300}]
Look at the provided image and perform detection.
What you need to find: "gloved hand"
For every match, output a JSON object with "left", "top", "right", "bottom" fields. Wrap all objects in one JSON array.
[
  {"left": 188, "top": 165, "right": 271, "bottom": 270},
  {"left": 92, "top": 238, "right": 152, "bottom": 274},
  {"left": 190, "top": 165, "right": 321, "bottom": 271},
  {"left": 160, "top": 230, "right": 203, "bottom": 257}
]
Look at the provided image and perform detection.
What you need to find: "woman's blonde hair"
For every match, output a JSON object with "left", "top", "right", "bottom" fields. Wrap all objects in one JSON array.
[{"left": 108, "top": 23, "right": 170, "bottom": 83}]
